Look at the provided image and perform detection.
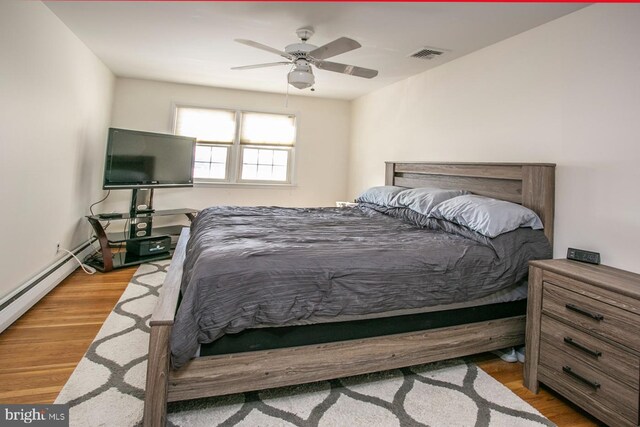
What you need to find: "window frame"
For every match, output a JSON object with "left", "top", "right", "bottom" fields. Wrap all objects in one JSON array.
[
  {"left": 173, "top": 105, "right": 297, "bottom": 186},
  {"left": 193, "top": 142, "right": 233, "bottom": 182},
  {"left": 237, "top": 144, "right": 294, "bottom": 185}
]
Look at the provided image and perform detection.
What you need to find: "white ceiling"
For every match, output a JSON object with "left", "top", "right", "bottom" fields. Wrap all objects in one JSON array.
[{"left": 45, "top": 2, "right": 587, "bottom": 100}]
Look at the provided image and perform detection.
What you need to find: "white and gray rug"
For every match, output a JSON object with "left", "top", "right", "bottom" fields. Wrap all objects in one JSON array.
[{"left": 56, "top": 261, "right": 554, "bottom": 427}]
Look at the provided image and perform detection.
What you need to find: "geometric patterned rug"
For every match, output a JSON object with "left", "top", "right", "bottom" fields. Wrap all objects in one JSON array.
[{"left": 55, "top": 261, "right": 554, "bottom": 427}]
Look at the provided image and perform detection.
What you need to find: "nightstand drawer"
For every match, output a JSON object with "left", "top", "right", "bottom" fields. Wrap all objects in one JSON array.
[
  {"left": 540, "top": 315, "right": 639, "bottom": 389},
  {"left": 542, "top": 282, "right": 640, "bottom": 351},
  {"left": 539, "top": 352, "right": 639, "bottom": 424},
  {"left": 526, "top": 260, "right": 640, "bottom": 427}
]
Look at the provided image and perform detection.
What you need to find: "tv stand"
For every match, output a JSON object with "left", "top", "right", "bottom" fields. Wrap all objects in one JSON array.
[
  {"left": 130, "top": 188, "right": 153, "bottom": 213},
  {"left": 86, "top": 208, "right": 198, "bottom": 272},
  {"left": 129, "top": 188, "right": 155, "bottom": 238}
]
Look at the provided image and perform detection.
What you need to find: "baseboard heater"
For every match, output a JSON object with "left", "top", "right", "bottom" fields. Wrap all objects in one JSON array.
[{"left": 0, "top": 241, "right": 96, "bottom": 333}]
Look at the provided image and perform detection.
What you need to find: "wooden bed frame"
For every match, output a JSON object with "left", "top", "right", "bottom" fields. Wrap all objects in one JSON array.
[{"left": 143, "top": 161, "right": 556, "bottom": 426}]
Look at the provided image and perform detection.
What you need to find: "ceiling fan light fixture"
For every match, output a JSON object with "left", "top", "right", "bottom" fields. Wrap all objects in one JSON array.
[{"left": 287, "top": 69, "right": 314, "bottom": 89}]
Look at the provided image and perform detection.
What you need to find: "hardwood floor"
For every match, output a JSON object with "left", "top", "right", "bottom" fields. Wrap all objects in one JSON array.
[
  {"left": 0, "top": 266, "right": 137, "bottom": 404},
  {"left": 0, "top": 266, "right": 599, "bottom": 426},
  {"left": 471, "top": 354, "right": 599, "bottom": 426}
]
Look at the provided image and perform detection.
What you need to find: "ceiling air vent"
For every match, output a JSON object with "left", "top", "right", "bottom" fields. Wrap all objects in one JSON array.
[{"left": 409, "top": 47, "right": 447, "bottom": 60}]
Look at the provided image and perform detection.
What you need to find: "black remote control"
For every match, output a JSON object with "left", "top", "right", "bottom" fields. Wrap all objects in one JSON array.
[
  {"left": 567, "top": 247, "right": 601, "bottom": 265},
  {"left": 98, "top": 212, "right": 123, "bottom": 219}
]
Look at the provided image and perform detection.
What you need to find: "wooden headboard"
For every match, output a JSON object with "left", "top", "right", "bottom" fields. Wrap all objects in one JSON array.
[{"left": 385, "top": 162, "right": 556, "bottom": 244}]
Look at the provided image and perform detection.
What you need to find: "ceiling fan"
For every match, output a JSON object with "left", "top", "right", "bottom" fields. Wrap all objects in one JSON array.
[{"left": 232, "top": 27, "right": 378, "bottom": 90}]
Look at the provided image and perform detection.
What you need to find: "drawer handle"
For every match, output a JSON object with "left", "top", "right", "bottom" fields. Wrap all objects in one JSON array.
[
  {"left": 565, "top": 303, "right": 604, "bottom": 321},
  {"left": 562, "top": 366, "right": 601, "bottom": 390},
  {"left": 563, "top": 337, "right": 602, "bottom": 358}
]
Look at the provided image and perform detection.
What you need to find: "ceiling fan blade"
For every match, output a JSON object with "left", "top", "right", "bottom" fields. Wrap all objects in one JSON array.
[
  {"left": 231, "top": 62, "right": 291, "bottom": 71},
  {"left": 313, "top": 60, "right": 378, "bottom": 79},
  {"left": 235, "top": 39, "right": 294, "bottom": 60},
  {"left": 308, "top": 37, "right": 361, "bottom": 60}
]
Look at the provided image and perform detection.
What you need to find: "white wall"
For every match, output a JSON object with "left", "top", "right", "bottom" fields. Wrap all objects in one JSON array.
[
  {"left": 349, "top": 4, "right": 640, "bottom": 273},
  {"left": 108, "top": 78, "right": 351, "bottom": 212},
  {"left": 0, "top": 1, "right": 115, "bottom": 300}
]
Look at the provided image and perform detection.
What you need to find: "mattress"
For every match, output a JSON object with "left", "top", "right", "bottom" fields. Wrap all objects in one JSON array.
[
  {"left": 252, "top": 277, "right": 528, "bottom": 327},
  {"left": 197, "top": 280, "right": 528, "bottom": 357},
  {"left": 171, "top": 205, "right": 551, "bottom": 368},
  {"left": 199, "top": 299, "right": 528, "bottom": 357}
]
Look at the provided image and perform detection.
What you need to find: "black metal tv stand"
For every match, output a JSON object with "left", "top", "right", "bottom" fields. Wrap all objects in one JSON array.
[
  {"left": 86, "top": 189, "right": 198, "bottom": 272},
  {"left": 86, "top": 208, "right": 197, "bottom": 272}
]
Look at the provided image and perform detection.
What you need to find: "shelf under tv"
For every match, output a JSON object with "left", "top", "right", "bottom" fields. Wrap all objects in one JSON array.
[
  {"left": 88, "top": 250, "right": 174, "bottom": 272},
  {"left": 86, "top": 208, "right": 198, "bottom": 272}
]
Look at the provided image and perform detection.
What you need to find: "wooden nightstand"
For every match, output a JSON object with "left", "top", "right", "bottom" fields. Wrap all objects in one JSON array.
[{"left": 524, "top": 259, "right": 640, "bottom": 427}]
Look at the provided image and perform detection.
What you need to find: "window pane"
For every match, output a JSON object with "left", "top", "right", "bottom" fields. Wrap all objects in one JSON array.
[
  {"left": 193, "top": 162, "right": 211, "bottom": 178},
  {"left": 176, "top": 107, "right": 235, "bottom": 142},
  {"left": 243, "top": 148, "right": 259, "bottom": 165},
  {"left": 241, "top": 164, "right": 258, "bottom": 180},
  {"left": 240, "top": 112, "right": 295, "bottom": 146},
  {"left": 257, "top": 149, "right": 273, "bottom": 165},
  {"left": 256, "top": 165, "right": 272, "bottom": 180},
  {"left": 193, "top": 145, "right": 228, "bottom": 180},
  {"left": 273, "top": 150, "right": 288, "bottom": 166},
  {"left": 195, "top": 145, "right": 211, "bottom": 162},
  {"left": 210, "top": 163, "right": 226, "bottom": 179},
  {"left": 272, "top": 165, "right": 287, "bottom": 181},
  {"left": 211, "top": 146, "right": 228, "bottom": 163}
]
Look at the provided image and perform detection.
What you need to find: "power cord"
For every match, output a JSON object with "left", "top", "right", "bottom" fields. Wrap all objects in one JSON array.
[
  {"left": 116, "top": 218, "right": 130, "bottom": 259},
  {"left": 89, "top": 190, "right": 111, "bottom": 216},
  {"left": 58, "top": 247, "right": 96, "bottom": 275}
]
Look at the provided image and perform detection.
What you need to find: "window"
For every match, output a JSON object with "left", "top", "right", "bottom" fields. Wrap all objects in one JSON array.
[
  {"left": 175, "top": 107, "right": 296, "bottom": 184},
  {"left": 241, "top": 148, "right": 289, "bottom": 181}
]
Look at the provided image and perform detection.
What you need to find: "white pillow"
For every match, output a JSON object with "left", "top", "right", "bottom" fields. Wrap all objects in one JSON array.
[
  {"left": 390, "top": 187, "right": 469, "bottom": 216},
  {"left": 355, "top": 186, "right": 405, "bottom": 206},
  {"left": 428, "top": 195, "right": 543, "bottom": 238}
]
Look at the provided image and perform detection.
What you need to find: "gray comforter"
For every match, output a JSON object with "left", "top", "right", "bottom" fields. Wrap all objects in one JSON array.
[{"left": 170, "top": 205, "right": 551, "bottom": 368}]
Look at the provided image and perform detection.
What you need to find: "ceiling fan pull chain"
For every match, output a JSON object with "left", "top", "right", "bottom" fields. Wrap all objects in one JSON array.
[{"left": 285, "top": 77, "right": 290, "bottom": 108}]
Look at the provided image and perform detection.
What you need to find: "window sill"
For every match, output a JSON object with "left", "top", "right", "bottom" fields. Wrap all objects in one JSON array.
[{"left": 194, "top": 181, "right": 297, "bottom": 189}]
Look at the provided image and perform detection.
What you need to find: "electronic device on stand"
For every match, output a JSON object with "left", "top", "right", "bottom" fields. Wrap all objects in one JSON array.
[{"left": 86, "top": 128, "right": 198, "bottom": 272}]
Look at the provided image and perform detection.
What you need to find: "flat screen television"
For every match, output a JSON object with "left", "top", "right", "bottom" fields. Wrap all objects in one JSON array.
[{"left": 103, "top": 128, "right": 196, "bottom": 189}]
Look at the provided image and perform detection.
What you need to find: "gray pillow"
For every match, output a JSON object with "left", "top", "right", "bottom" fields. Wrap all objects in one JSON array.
[
  {"left": 428, "top": 195, "right": 544, "bottom": 238},
  {"left": 390, "top": 187, "right": 470, "bottom": 216},
  {"left": 355, "top": 186, "right": 405, "bottom": 206}
]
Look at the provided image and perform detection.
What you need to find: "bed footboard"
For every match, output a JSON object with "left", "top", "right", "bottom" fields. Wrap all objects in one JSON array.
[
  {"left": 144, "top": 325, "right": 171, "bottom": 426},
  {"left": 143, "top": 228, "right": 189, "bottom": 427},
  {"left": 167, "top": 315, "right": 525, "bottom": 402}
]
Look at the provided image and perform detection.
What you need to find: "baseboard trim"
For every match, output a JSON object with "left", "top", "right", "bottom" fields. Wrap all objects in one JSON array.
[{"left": 0, "top": 242, "right": 96, "bottom": 334}]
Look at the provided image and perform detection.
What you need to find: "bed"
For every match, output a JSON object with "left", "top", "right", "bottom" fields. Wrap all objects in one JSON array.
[{"left": 143, "top": 161, "right": 556, "bottom": 426}]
